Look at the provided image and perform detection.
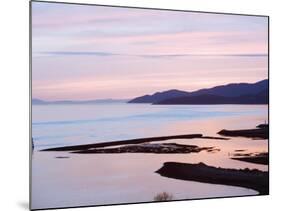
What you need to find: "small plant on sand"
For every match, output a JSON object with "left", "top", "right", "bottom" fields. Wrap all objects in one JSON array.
[{"left": 153, "top": 192, "right": 173, "bottom": 201}]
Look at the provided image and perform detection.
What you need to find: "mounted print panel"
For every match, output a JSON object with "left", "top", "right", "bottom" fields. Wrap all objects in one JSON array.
[{"left": 30, "top": 1, "right": 269, "bottom": 210}]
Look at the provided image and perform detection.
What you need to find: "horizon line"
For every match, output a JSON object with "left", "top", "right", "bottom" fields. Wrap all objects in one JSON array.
[{"left": 33, "top": 78, "right": 268, "bottom": 102}]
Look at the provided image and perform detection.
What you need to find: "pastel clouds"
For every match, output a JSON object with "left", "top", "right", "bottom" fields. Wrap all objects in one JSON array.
[{"left": 32, "top": 2, "right": 268, "bottom": 100}]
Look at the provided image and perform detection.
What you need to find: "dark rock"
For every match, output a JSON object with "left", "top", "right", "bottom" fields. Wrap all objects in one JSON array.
[
  {"left": 156, "top": 162, "right": 269, "bottom": 195},
  {"left": 41, "top": 134, "right": 203, "bottom": 152},
  {"left": 232, "top": 152, "right": 268, "bottom": 165},
  {"left": 256, "top": 124, "right": 269, "bottom": 129},
  {"left": 218, "top": 125, "right": 269, "bottom": 139},
  {"left": 55, "top": 156, "right": 70, "bottom": 159},
  {"left": 71, "top": 143, "right": 217, "bottom": 154}
]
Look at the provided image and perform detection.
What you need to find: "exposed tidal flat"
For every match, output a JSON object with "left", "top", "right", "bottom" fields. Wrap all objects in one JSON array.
[{"left": 31, "top": 104, "right": 268, "bottom": 209}]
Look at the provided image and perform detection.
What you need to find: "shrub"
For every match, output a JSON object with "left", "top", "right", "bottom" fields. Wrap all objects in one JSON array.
[{"left": 153, "top": 192, "right": 173, "bottom": 201}]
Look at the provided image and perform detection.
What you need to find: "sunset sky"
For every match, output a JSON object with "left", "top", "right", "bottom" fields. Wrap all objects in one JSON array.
[{"left": 32, "top": 2, "right": 268, "bottom": 101}]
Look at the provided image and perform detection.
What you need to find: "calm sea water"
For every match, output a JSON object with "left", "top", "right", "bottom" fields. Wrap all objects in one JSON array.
[
  {"left": 31, "top": 103, "right": 268, "bottom": 209},
  {"left": 32, "top": 103, "right": 268, "bottom": 149}
]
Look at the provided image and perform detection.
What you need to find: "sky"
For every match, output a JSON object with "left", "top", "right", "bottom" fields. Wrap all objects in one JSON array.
[{"left": 32, "top": 2, "right": 268, "bottom": 101}]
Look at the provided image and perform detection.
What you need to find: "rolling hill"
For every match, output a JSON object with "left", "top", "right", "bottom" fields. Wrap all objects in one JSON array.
[{"left": 128, "top": 79, "right": 268, "bottom": 105}]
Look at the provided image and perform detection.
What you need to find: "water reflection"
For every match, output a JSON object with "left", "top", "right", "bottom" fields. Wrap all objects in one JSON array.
[{"left": 31, "top": 104, "right": 268, "bottom": 209}]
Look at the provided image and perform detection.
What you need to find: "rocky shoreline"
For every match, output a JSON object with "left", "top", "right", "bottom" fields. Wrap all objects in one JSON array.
[
  {"left": 218, "top": 124, "right": 268, "bottom": 139},
  {"left": 231, "top": 152, "right": 268, "bottom": 165},
  {"left": 41, "top": 134, "right": 226, "bottom": 152},
  {"left": 41, "top": 124, "right": 267, "bottom": 153},
  {"left": 156, "top": 162, "right": 269, "bottom": 195},
  {"left": 39, "top": 124, "right": 268, "bottom": 196},
  {"left": 71, "top": 143, "right": 218, "bottom": 154}
]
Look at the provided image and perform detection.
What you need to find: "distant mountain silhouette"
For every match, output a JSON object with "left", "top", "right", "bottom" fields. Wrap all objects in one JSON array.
[
  {"left": 154, "top": 90, "right": 268, "bottom": 105},
  {"left": 32, "top": 98, "right": 47, "bottom": 104},
  {"left": 128, "top": 79, "right": 268, "bottom": 105},
  {"left": 128, "top": 89, "right": 189, "bottom": 103},
  {"left": 32, "top": 98, "right": 128, "bottom": 105},
  {"left": 188, "top": 79, "right": 268, "bottom": 97}
]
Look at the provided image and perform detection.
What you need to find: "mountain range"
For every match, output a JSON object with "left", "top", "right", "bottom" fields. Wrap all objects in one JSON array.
[{"left": 128, "top": 79, "right": 268, "bottom": 105}]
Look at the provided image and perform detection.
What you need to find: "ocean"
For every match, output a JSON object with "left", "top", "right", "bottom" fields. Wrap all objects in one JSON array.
[{"left": 31, "top": 103, "right": 268, "bottom": 209}]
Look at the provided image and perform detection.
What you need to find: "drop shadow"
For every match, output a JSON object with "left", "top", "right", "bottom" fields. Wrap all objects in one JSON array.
[{"left": 17, "top": 201, "right": 29, "bottom": 210}]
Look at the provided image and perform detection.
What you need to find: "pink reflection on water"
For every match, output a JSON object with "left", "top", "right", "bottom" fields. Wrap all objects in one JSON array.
[{"left": 31, "top": 106, "right": 268, "bottom": 209}]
